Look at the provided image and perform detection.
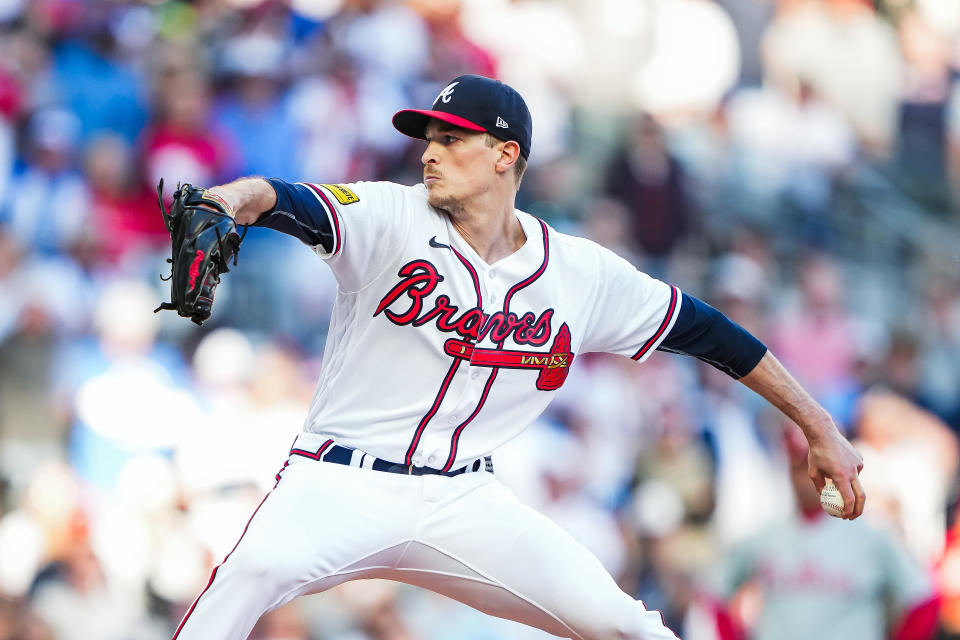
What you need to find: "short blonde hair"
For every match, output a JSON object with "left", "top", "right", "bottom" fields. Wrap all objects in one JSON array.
[{"left": 483, "top": 133, "right": 526, "bottom": 187}]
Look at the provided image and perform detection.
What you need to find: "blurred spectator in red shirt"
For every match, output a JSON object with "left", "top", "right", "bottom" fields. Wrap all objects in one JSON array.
[
  {"left": 0, "top": 65, "right": 22, "bottom": 201},
  {"left": 141, "top": 50, "right": 238, "bottom": 191},
  {"left": 84, "top": 133, "right": 165, "bottom": 263},
  {"left": 937, "top": 517, "right": 960, "bottom": 637}
]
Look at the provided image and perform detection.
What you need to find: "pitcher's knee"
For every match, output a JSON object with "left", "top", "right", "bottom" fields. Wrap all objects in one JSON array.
[
  {"left": 576, "top": 598, "right": 676, "bottom": 640},
  {"left": 582, "top": 620, "right": 639, "bottom": 640},
  {"left": 222, "top": 543, "right": 288, "bottom": 587}
]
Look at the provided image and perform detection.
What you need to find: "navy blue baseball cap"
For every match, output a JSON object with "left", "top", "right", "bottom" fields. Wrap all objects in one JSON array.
[{"left": 393, "top": 75, "right": 532, "bottom": 159}]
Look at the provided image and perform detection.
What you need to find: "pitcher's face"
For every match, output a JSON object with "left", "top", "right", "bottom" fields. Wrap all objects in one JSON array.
[{"left": 421, "top": 120, "right": 500, "bottom": 213}]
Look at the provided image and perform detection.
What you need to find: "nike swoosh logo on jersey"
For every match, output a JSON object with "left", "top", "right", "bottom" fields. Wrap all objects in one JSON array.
[{"left": 429, "top": 236, "right": 450, "bottom": 249}]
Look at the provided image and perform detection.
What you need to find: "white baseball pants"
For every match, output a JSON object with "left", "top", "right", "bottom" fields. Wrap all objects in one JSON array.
[{"left": 171, "top": 450, "right": 680, "bottom": 640}]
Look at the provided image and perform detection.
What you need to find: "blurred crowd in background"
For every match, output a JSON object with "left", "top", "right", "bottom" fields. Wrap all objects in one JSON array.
[{"left": 1, "top": 0, "right": 960, "bottom": 638}]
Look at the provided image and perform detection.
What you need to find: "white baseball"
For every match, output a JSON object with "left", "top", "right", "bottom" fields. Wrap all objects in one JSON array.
[{"left": 820, "top": 479, "right": 845, "bottom": 518}]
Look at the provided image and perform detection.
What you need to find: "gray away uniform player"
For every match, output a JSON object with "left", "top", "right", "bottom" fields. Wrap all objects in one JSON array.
[{"left": 170, "top": 75, "right": 865, "bottom": 640}]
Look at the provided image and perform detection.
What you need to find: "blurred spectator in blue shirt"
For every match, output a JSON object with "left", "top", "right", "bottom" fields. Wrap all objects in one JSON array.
[
  {"left": 895, "top": 10, "right": 953, "bottom": 213},
  {"left": 4, "top": 106, "right": 89, "bottom": 255},
  {"left": 51, "top": 29, "right": 147, "bottom": 143},
  {"left": 212, "top": 32, "right": 299, "bottom": 180}
]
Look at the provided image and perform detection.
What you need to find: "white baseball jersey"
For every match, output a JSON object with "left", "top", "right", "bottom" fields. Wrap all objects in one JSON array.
[{"left": 296, "top": 180, "right": 681, "bottom": 471}]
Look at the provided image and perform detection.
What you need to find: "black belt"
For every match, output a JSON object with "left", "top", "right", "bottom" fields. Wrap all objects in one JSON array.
[{"left": 312, "top": 443, "right": 493, "bottom": 477}]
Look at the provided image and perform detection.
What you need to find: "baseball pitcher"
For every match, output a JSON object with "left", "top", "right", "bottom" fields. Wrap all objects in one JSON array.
[{"left": 158, "top": 75, "right": 865, "bottom": 640}]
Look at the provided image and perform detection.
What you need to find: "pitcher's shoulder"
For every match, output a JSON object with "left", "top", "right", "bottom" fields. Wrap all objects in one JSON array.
[
  {"left": 524, "top": 216, "right": 612, "bottom": 264},
  {"left": 313, "top": 180, "right": 423, "bottom": 199},
  {"left": 352, "top": 180, "right": 428, "bottom": 199},
  {"left": 356, "top": 181, "right": 433, "bottom": 208}
]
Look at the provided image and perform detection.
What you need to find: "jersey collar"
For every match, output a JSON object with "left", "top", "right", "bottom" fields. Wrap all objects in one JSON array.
[{"left": 442, "top": 209, "right": 543, "bottom": 274}]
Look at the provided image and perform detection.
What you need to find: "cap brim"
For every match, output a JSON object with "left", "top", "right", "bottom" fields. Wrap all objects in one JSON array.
[{"left": 392, "top": 109, "right": 487, "bottom": 140}]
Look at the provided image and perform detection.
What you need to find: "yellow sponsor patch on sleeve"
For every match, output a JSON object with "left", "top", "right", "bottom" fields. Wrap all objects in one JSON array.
[{"left": 321, "top": 184, "right": 360, "bottom": 205}]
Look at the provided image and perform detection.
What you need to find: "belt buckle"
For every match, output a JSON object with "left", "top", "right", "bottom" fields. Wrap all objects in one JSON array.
[{"left": 408, "top": 464, "right": 414, "bottom": 476}]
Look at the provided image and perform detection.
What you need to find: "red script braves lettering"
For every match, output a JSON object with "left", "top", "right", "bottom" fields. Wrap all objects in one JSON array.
[{"left": 374, "top": 260, "right": 553, "bottom": 347}]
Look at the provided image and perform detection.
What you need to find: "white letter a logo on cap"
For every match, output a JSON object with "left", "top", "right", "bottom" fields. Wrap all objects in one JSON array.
[
  {"left": 496, "top": 116, "right": 509, "bottom": 128},
  {"left": 434, "top": 82, "right": 459, "bottom": 105}
]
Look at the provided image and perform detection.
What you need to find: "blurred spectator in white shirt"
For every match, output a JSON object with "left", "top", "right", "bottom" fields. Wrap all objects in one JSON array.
[
  {"left": 762, "top": 0, "right": 902, "bottom": 152},
  {"left": 461, "top": 0, "right": 581, "bottom": 164},
  {"left": 630, "top": 0, "right": 741, "bottom": 123},
  {"left": 854, "top": 389, "right": 958, "bottom": 564}
]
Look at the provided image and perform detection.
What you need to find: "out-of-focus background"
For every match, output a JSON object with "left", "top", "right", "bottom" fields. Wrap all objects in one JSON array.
[{"left": 0, "top": 0, "right": 959, "bottom": 638}]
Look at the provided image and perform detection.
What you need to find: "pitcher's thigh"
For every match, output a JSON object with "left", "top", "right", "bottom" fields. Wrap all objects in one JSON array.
[
  {"left": 173, "top": 482, "right": 318, "bottom": 639},
  {"left": 416, "top": 479, "right": 678, "bottom": 640},
  {"left": 227, "top": 461, "right": 424, "bottom": 589},
  {"left": 175, "top": 461, "right": 421, "bottom": 639}
]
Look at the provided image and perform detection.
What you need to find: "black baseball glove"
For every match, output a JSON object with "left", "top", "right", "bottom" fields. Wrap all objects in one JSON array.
[{"left": 154, "top": 179, "right": 246, "bottom": 326}]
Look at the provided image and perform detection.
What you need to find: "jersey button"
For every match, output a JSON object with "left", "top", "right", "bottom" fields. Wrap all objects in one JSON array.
[{"left": 427, "top": 454, "right": 438, "bottom": 465}]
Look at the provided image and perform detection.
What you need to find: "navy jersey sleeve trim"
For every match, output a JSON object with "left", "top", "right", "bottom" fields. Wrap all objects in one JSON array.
[
  {"left": 253, "top": 178, "right": 337, "bottom": 252},
  {"left": 658, "top": 292, "right": 768, "bottom": 379},
  {"left": 305, "top": 183, "right": 343, "bottom": 256}
]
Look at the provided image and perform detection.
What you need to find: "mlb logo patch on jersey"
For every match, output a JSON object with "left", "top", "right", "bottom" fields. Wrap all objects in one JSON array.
[{"left": 321, "top": 184, "right": 360, "bottom": 205}]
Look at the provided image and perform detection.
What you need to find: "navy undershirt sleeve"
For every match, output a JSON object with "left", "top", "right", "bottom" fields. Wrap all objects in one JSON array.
[
  {"left": 657, "top": 292, "right": 768, "bottom": 379},
  {"left": 253, "top": 178, "right": 336, "bottom": 251}
]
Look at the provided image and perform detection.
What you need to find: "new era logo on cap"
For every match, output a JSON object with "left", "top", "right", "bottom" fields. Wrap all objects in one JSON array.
[{"left": 392, "top": 74, "right": 532, "bottom": 159}]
